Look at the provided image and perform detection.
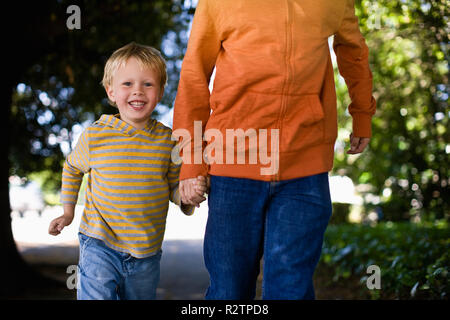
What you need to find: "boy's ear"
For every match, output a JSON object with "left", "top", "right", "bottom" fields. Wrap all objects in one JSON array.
[{"left": 105, "top": 86, "right": 115, "bottom": 103}]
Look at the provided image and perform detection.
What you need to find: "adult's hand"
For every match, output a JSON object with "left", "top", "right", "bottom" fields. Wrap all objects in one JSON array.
[
  {"left": 180, "top": 177, "right": 206, "bottom": 207},
  {"left": 347, "top": 132, "right": 370, "bottom": 154}
]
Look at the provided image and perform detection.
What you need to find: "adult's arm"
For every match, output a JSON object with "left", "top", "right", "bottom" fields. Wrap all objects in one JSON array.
[
  {"left": 173, "top": 0, "right": 222, "bottom": 180},
  {"left": 333, "top": 0, "right": 377, "bottom": 138}
]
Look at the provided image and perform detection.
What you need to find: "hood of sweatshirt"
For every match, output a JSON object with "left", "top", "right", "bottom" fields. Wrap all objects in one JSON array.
[{"left": 95, "top": 114, "right": 157, "bottom": 136}]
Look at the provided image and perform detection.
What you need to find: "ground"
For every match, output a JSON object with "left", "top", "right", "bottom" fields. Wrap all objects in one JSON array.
[
  {"left": 10, "top": 202, "right": 367, "bottom": 300},
  {"left": 13, "top": 239, "right": 365, "bottom": 300}
]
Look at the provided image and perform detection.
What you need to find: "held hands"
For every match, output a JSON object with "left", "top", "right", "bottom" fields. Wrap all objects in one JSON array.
[
  {"left": 347, "top": 133, "right": 370, "bottom": 155},
  {"left": 180, "top": 175, "right": 210, "bottom": 208}
]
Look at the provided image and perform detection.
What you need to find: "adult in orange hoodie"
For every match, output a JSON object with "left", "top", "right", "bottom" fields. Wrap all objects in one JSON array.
[{"left": 173, "top": 0, "right": 376, "bottom": 299}]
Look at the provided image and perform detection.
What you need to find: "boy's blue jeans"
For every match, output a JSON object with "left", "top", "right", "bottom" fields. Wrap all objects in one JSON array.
[
  {"left": 204, "top": 172, "right": 332, "bottom": 300},
  {"left": 77, "top": 233, "right": 161, "bottom": 300}
]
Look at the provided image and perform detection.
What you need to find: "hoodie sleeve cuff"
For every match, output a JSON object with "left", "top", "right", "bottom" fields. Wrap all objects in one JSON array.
[
  {"left": 352, "top": 112, "right": 373, "bottom": 138},
  {"left": 179, "top": 162, "right": 209, "bottom": 181}
]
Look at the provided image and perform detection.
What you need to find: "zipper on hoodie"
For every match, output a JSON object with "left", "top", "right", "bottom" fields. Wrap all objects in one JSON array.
[{"left": 275, "top": 0, "right": 293, "bottom": 181}]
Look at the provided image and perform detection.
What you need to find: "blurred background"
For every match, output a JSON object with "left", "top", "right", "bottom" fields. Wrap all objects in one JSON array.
[{"left": 2, "top": 0, "right": 449, "bottom": 299}]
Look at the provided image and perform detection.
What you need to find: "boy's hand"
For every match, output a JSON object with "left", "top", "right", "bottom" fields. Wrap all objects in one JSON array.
[
  {"left": 347, "top": 133, "right": 370, "bottom": 154},
  {"left": 48, "top": 214, "right": 74, "bottom": 236}
]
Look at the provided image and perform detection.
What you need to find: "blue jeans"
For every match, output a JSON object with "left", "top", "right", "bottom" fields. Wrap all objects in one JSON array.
[
  {"left": 204, "top": 173, "right": 332, "bottom": 300},
  {"left": 77, "top": 233, "right": 161, "bottom": 300}
]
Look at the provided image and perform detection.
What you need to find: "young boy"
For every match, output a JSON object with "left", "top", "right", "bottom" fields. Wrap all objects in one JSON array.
[{"left": 48, "top": 42, "right": 207, "bottom": 300}]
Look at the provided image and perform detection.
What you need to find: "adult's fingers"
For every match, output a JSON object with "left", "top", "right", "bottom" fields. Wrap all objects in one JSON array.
[
  {"left": 191, "top": 178, "right": 207, "bottom": 206},
  {"left": 181, "top": 178, "right": 197, "bottom": 206},
  {"left": 180, "top": 180, "right": 194, "bottom": 206},
  {"left": 354, "top": 137, "right": 370, "bottom": 153},
  {"left": 347, "top": 136, "right": 370, "bottom": 154},
  {"left": 188, "top": 184, "right": 205, "bottom": 207},
  {"left": 350, "top": 135, "right": 359, "bottom": 152},
  {"left": 195, "top": 184, "right": 207, "bottom": 194}
]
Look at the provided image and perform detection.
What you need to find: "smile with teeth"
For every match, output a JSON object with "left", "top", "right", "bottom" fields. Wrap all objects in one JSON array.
[{"left": 128, "top": 101, "right": 146, "bottom": 109}]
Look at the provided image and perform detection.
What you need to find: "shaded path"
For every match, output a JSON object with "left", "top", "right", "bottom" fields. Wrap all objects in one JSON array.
[{"left": 17, "top": 239, "right": 209, "bottom": 300}]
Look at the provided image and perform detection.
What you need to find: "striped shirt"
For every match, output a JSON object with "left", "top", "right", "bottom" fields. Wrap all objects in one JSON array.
[{"left": 61, "top": 114, "right": 193, "bottom": 258}]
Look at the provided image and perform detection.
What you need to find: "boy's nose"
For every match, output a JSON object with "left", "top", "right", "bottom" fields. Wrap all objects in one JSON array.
[{"left": 132, "top": 88, "right": 144, "bottom": 96}]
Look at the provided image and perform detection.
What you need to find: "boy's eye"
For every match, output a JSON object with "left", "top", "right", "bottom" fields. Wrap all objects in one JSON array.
[
  {"left": 144, "top": 82, "right": 153, "bottom": 87},
  {"left": 122, "top": 82, "right": 132, "bottom": 86}
]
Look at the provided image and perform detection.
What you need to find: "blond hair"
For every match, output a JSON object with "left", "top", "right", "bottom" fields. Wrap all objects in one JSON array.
[{"left": 102, "top": 42, "right": 167, "bottom": 105}]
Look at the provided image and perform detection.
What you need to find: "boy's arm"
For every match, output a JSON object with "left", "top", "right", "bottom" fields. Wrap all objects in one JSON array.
[
  {"left": 50, "top": 128, "right": 90, "bottom": 235},
  {"left": 48, "top": 203, "right": 75, "bottom": 235},
  {"left": 333, "top": 0, "right": 377, "bottom": 138},
  {"left": 173, "top": 0, "right": 222, "bottom": 180},
  {"left": 60, "top": 129, "right": 90, "bottom": 206},
  {"left": 167, "top": 158, "right": 195, "bottom": 216}
]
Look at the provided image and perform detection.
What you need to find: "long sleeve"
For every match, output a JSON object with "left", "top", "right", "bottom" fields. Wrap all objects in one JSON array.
[
  {"left": 173, "top": 0, "right": 222, "bottom": 180},
  {"left": 167, "top": 156, "right": 195, "bottom": 216},
  {"left": 60, "top": 128, "right": 90, "bottom": 205},
  {"left": 333, "top": 0, "right": 376, "bottom": 138}
]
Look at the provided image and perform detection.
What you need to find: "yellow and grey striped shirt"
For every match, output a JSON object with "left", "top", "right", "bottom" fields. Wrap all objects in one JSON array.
[{"left": 61, "top": 114, "right": 193, "bottom": 258}]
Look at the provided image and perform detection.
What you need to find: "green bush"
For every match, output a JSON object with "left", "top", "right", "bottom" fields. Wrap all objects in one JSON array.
[
  {"left": 330, "top": 203, "right": 351, "bottom": 225},
  {"left": 319, "top": 221, "right": 449, "bottom": 299}
]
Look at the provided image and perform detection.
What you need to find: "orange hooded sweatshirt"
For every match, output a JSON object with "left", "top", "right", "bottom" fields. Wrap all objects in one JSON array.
[{"left": 173, "top": 0, "right": 376, "bottom": 181}]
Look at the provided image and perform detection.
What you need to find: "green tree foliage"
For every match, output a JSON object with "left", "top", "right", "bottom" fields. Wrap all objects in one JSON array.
[{"left": 332, "top": 0, "right": 449, "bottom": 221}]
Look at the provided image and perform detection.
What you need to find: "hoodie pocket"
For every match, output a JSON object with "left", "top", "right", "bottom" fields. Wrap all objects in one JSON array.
[{"left": 281, "top": 94, "right": 325, "bottom": 152}]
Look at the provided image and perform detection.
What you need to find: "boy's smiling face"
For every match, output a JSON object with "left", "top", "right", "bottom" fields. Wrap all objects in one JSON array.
[{"left": 106, "top": 57, "right": 163, "bottom": 129}]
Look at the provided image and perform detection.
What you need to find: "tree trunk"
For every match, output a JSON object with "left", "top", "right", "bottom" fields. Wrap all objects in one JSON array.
[
  {"left": 1, "top": 3, "right": 65, "bottom": 298},
  {"left": 1, "top": 83, "right": 63, "bottom": 299}
]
